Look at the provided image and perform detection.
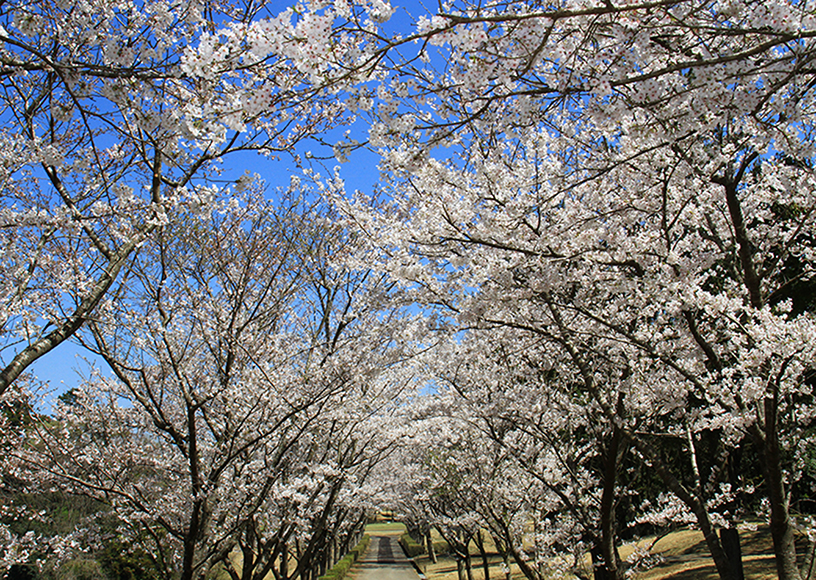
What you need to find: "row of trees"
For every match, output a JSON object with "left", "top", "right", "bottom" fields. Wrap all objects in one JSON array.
[
  {"left": 0, "top": 0, "right": 415, "bottom": 573},
  {"left": 3, "top": 185, "right": 419, "bottom": 579},
  {"left": 1, "top": 0, "right": 816, "bottom": 579},
  {"left": 329, "top": 0, "right": 816, "bottom": 579},
  {"left": 0, "top": 0, "right": 424, "bottom": 575}
]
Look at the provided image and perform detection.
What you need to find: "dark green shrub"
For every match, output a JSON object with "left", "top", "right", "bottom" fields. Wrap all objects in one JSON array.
[
  {"left": 349, "top": 535, "right": 370, "bottom": 561},
  {"left": 5, "top": 564, "right": 37, "bottom": 580},
  {"left": 97, "top": 540, "right": 161, "bottom": 580},
  {"left": 398, "top": 533, "right": 425, "bottom": 558}
]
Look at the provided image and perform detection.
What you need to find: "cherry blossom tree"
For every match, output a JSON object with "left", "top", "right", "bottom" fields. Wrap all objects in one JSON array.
[
  {"left": 4, "top": 1, "right": 816, "bottom": 579},
  {"left": 11, "top": 183, "right": 418, "bottom": 580},
  {"left": 337, "top": 127, "right": 816, "bottom": 580},
  {"left": 331, "top": 2, "right": 816, "bottom": 577},
  {"left": 0, "top": 0, "right": 401, "bottom": 395},
  {"left": 399, "top": 327, "right": 646, "bottom": 580}
]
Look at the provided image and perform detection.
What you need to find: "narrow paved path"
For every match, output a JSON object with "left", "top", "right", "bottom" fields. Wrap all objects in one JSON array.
[{"left": 352, "top": 534, "right": 421, "bottom": 580}]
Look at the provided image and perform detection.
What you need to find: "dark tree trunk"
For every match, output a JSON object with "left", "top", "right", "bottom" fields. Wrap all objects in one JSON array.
[
  {"left": 750, "top": 400, "right": 803, "bottom": 580},
  {"left": 599, "top": 426, "right": 625, "bottom": 580},
  {"left": 281, "top": 541, "right": 289, "bottom": 580},
  {"left": 475, "top": 530, "right": 490, "bottom": 580},
  {"left": 590, "top": 546, "right": 612, "bottom": 580},
  {"left": 719, "top": 529, "right": 744, "bottom": 580},
  {"left": 180, "top": 405, "right": 205, "bottom": 580}
]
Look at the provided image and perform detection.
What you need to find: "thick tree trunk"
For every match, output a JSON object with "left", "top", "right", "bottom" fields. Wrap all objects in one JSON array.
[
  {"left": 599, "top": 428, "right": 624, "bottom": 580},
  {"left": 719, "top": 529, "right": 744, "bottom": 580},
  {"left": 181, "top": 404, "right": 205, "bottom": 580},
  {"left": 237, "top": 523, "right": 255, "bottom": 580},
  {"left": 750, "top": 399, "right": 803, "bottom": 580},
  {"left": 590, "top": 546, "right": 612, "bottom": 580}
]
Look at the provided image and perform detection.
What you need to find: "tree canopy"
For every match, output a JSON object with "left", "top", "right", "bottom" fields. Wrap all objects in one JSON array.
[{"left": 1, "top": 0, "right": 815, "bottom": 579}]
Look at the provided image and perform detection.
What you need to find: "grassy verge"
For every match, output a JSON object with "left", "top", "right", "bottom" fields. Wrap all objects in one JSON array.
[{"left": 318, "top": 535, "right": 371, "bottom": 580}]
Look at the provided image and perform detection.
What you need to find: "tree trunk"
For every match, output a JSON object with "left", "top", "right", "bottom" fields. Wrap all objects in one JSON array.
[
  {"left": 457, "top": 557, "right": 466, "bottom": 580},
  {"left": 750, "top": 398, "right": 803, "bottom": 580},
  {"left": 719, "top": 529, "right": 744, "bottom": 580},
  {"left": 590, "top": 546, "right": 612, "bottom": 580},
  {"left": 475, "top": 530, "right": 490, "bottom": 580},
  {"left": 599, "top": 427, "right": 624, "bottom": 580},
  {"left": 181, "top": 406, "right": 204, "bottom": 580},
  {"left": 281, "top": 541, "right": 289, "bottom": 580},
  {"left": 426, "top": 528, "right": 438, "bottom": 564},
  {"left": 801, "top": 538, "right": 816, "bottom": 580},
  {"left": 240, "top": 524, "right": 255, "bottom": 580},
  {"left": 319, "top": 546, "right": 327, "bottom": 577}
]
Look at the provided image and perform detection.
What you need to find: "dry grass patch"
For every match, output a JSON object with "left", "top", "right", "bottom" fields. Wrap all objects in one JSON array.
[
  {"left": 630, "top": 524, "right": 778, "bottom": 580},
  {"left": 413, "top": 554, "right": 526, "bottom": 580},
  {"left": 416, "top": 523, "right": 783, "bottom": 580}
]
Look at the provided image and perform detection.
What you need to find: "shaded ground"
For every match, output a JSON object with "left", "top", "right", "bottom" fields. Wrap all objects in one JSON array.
[
  {"left": 352, "top": 529, "right": 421, "bottom": 580},
  {"left": 631, "top": 525, "right": 788, "bottom": 580},
  {"left": 410, "top": 523, "right": 787, "bottom": 580}
]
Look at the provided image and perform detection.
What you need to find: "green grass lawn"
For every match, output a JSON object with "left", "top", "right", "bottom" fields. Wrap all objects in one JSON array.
[{"left": 365, "top": 522, "right": 408, "bottom": 534}]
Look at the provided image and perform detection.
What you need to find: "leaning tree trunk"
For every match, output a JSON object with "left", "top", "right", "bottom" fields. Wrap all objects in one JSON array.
[{"left": 425, "top": 528, "right": 438, "bottom": 564}]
